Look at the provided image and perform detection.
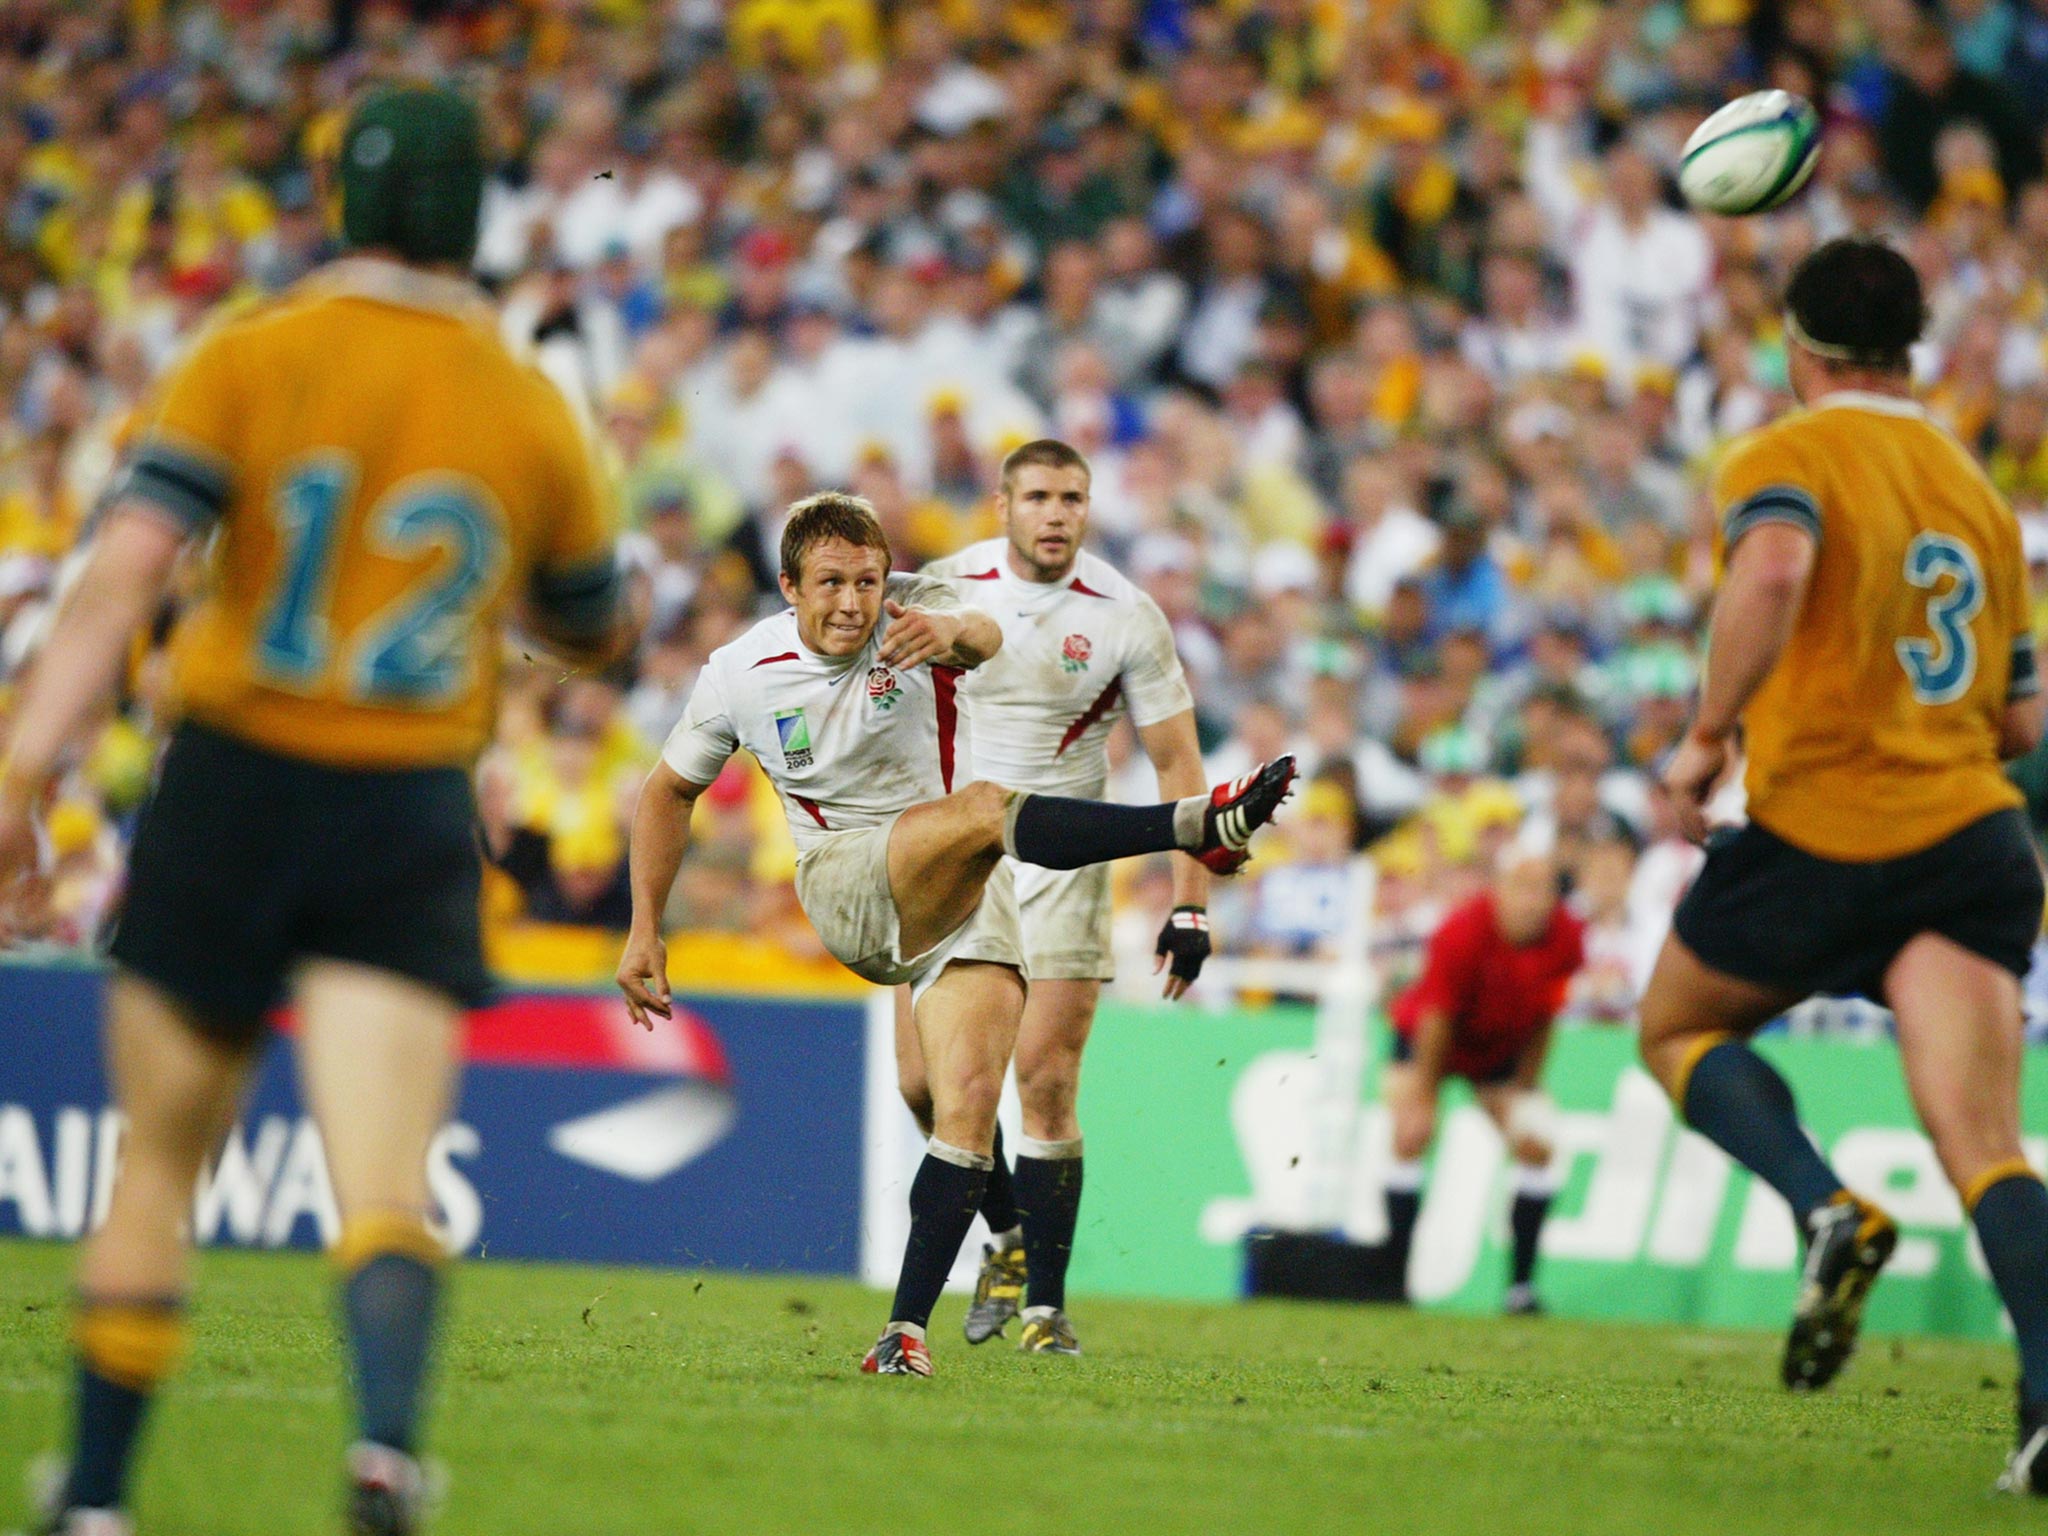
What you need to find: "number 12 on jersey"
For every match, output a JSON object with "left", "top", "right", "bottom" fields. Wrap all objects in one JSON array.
[
  {"left": 1896, "top": 532, "right": 1985, "bottom": 706},
  {"left": 257, "top": 456, "right": 505, "bottom": 706}
]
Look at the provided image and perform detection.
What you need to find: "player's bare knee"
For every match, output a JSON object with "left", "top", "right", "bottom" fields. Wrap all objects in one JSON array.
[
  {"left": 932, "top": 1059, "right": 1005, "bottom": 1134},
  {"left": 931, "top": 1082, "right": 1002, "bottom": 1153},
  {"left": 1018, "top": 1075, "right": 1080, "bottom": 1143},
  {"left": 955, "top": 779, "right": 1015, "bottom": 841},
  {"left": 1513, "top": 1135, "right": 1553, "bottom": 1168},
  {"left": 1016, "top": 1053, "right": 1080, "bottom": 1128}
]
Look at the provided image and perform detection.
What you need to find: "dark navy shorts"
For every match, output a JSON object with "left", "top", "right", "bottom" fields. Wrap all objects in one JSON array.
[
  {"left": 1672, "top": 808, "right": 2043, "bottom": 1002},
  {"left": 109, "top": 722, "right": 491, "bottom": 1043}
]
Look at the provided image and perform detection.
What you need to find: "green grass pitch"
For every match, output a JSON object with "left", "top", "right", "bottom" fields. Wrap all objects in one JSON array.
[{"left": 0, "top": 1238, "right": 2038, "bottom": 1536}]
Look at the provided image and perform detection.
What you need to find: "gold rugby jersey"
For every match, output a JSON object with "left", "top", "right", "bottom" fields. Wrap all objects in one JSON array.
[
  {"left": 1713, "top": 392, "right": 2034, "bottom": 860},
  {"left": 120, "top": 258, "right": 616, "bottom": 767}
]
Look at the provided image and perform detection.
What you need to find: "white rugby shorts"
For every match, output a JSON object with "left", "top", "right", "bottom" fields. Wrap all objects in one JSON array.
[
  {"left": 1011, "top": 859, "right": 1115, "bottom": 982},
  {"left": 795, "top": 813, "right": 1023, "bottom": 1006}
]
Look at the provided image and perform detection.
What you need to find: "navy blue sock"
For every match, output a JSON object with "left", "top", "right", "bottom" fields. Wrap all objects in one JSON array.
[
  {"left": 1385, "top": 1186, "right": 1422, "bottom": 1279},
  {"left": 1681, "top": 1039, "right": 1843, "bottom": 1225},
  {"left": 1006, "top": 794, "right": 1183, "bottom": 870},
  {"left": 344, "top": 1253, "right": 442, "bottom": 1454},
  {"left": 63, "top": 1366, "right": 154, "bottom": 1511},
  {"left": 980, "top": 1124, "right": 1020, "bottom": 1237},
  {"left": 1510, "top": 1193, "right": 1551, "bottom": 1288},
  {"left": 65, "top": 1296, "right": 183, "bottom": 1512},
  {"left": 1014, "top": 1146, "right": 1084, "bottom": 1311},
  {"left": 891, "top": 1145, "right": 990, "bottom": 1329},
  {"left": 1972, "top": 1171, "right": 2048, "bottom": 1405}
]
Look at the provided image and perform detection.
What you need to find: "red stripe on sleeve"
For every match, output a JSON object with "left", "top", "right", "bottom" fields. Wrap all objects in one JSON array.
[
  {"left": 751, "top": 651, "right": 800, "bottom": 668},
  {"left": 933, "top": 664, "right": 963, "bottom": 790},
  {"left": 1067, "top": 576, "right": 1112, "bottom": 598},
  {"left": 1055, "top": 677, "right": 1123, "bottom": 757},
  {"left": 961, "top": 569, "right": 1000, "bottom": 581},
  {"left": 792, "top": 793, "right": 829, "bottom": 828}
]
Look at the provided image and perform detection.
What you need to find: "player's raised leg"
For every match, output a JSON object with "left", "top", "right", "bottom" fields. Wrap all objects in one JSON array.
[
  {"left": 47, "top": 979, "right": 255, "bottom": 1535},
  {"left": 294, "top": 961, "right": 463, "bottom": 1535},
  {"left": 885, "top": 760, "right": 1296, "bottom": 962},
  {"left": 885, "top": 783, "right": 1013, "bottom": 961},
  {"left": 865, "top": 960, "right": 1025, "bottom": 1376},
  {"left": 1640, "top": 934, "right": 1893, "bottom": 1389},
  {"left": 895, "top": 986, "right": 1026, "bottom": 1344},
  {"left": 1011, "top": 978, "right": 1095, "bottom": 1354},
  {"left": 1884, "top": 934, "right": 2048, "bottom": 1494}
]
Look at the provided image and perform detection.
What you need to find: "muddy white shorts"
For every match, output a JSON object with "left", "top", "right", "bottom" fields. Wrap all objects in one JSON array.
[
  {"left": 1012, "top": 859, "right": 1114, "bottom": 982},
  {"left": 795, "top": 814, "right": 1024, "bottom": 1004}
]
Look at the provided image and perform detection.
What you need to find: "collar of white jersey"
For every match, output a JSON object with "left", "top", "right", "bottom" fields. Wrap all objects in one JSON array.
[
  {"left": 788, "top": 612, "right": 868, "bottom": 672},
  {"left": 998, "top": 549, "right": 1098, "bottom": 598},
  {"left": 302, "top": 257, "right": 495, "bottom": 324},
  {"left": 1812, "top": 390, "right": 1927, "bottom": 420}
]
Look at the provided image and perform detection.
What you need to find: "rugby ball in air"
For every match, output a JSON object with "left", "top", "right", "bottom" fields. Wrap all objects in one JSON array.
[{"left": 1678, "top": 90, "right": 1821, "bottom": 216}]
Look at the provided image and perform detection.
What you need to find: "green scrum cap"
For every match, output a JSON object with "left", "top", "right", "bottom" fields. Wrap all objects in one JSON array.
[{"left": 339, "top": 86, "right": 485, "bottom": 266}]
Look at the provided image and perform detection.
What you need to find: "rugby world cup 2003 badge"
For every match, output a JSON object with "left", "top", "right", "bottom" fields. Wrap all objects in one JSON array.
[
  {"left": 774, "top": 708, "right": 814, "bottom": 769},
  {"left": 867, "top": 666, "right": 902, "bottom": 711}
]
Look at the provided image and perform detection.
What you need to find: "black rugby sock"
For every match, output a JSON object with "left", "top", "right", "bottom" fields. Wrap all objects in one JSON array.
[
  {"left": 64, "top": 1294, "right": 184, "bottom": 1512},
  {"left": 1014, "top": 1138, "right": 1084, "bottom": 1312},
  {"left": 1680, "top": 1038, "right": 1843, "bottom": 1225},
  {"left": 891, "top": 1141, "right": 992, "bottom": 1329},
  {"left": 1384, "top": 1162, "right": 1424, "bottom": 1287},
  {"left": 63, "top": 1366, "right": 155, "bottom": 1511},
  {"left": 1003, "top": 794, "right": 1196, "bottom": 870},
  {"left": 1510, "top": 1193, "right": 1551, "bottom": 1289},
  {"left": 1971, "top": 1169, "right": 2048, "bottom": 1405},
  {"left": 980, "top": 1124, "right": 1020, "bottom": 1239}
]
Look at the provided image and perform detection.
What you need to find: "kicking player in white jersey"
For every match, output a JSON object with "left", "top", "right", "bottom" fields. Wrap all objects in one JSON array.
[
  {"left": 617, "top": 493, "right": 1292, "bottom": 1375},
  {"left": 902, "top": 439, "right": 1214, "bottom": 1355}
]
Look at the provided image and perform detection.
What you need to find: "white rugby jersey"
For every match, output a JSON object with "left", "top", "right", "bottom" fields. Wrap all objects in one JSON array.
[
  {"left": 660, "top": 574, "right": 976, "bottom": 853},
  {"left": 926, "top": 540, "right": 1194, "bottom": 797}
]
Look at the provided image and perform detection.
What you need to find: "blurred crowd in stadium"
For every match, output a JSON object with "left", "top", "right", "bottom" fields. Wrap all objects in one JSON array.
[{"left": 4, "top": 0, "right": 2048, "bottom": 1027}]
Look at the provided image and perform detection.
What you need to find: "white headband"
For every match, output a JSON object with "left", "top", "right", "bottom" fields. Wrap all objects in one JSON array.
[{"left": 1784, "top": 310, "right": 1900, "bottom": 365}]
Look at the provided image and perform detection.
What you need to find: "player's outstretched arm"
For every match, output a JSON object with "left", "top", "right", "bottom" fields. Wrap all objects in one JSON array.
[
  {"left": 876, "top": 600, "right": 1001, "bottom": 670},
  {"left": 0, "top": 505, "right": 186, "bottom": 900},
  {"left": 1138, "top": 708, "right": 1214, "bottom": 999},
  {"left": 617, "top": 759, "right": 707, "bottom": 1028}
]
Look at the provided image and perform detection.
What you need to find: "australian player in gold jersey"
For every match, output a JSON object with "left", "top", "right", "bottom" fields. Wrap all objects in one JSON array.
[
  {"left": 1638, "top": 240, "right": 2048, "bottom": 1495},
  {"left": 0, "top": 89, "right": 621, "bottom": 1535}
]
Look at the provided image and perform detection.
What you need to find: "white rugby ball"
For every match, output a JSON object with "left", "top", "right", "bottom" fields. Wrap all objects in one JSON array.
[{"left": 1678, "top": 90, "right": 1821, "bottom": 216}]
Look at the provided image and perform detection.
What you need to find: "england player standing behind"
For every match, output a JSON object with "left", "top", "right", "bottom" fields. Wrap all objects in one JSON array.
[
  {"left": 905, "top": 439, "right": 1214, "bottom": 1356},
  {"left": 0, "top": 88, "right": 623, "bottom": 1536},
  {"left": 618, "top": 492, "right": 1292, "bottom": 1376}
]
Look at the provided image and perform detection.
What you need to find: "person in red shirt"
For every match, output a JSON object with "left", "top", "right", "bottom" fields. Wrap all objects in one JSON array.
[{"left": 1381, "top": 843, "right": 1586, "bottom": 1313}]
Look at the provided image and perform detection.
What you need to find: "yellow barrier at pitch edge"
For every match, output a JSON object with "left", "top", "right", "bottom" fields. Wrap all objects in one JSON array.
[{"left": 486, "top": 923, "right": 867, "bottom": 998}]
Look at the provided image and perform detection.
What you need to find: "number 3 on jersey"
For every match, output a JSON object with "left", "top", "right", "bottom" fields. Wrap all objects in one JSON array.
[
  {"left": 258, "top": 456, "right": 504, "bottom": 705},
  {"left": 1895, "top": 532, "right": 1985, "bottom": 705}
]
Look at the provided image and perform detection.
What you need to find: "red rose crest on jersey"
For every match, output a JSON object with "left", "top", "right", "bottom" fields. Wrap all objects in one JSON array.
[
  {"left": 1060, "top": 633, "right": 1092, "bottom": 673},
  {"left": 867, "top": 665, "right": 902, "bottom": 710}
]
